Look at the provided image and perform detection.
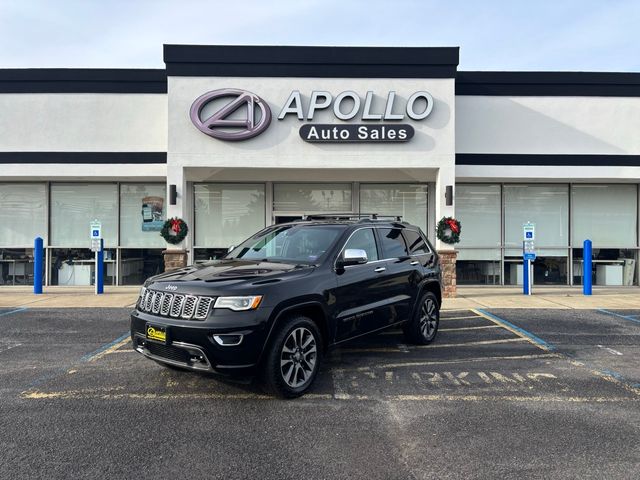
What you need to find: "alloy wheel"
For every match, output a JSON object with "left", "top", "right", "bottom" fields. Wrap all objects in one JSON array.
[
  {"left": 419, "top": 297, "right": 438, "bottom": 340},
  {"left": 280, "top": 327, "right": 317, "bottom": 388}
]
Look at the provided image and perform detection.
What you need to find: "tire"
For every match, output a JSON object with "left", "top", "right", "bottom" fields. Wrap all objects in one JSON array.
[
  {"left": 403, "top": 291, "right": 440, "bottom": 345},
  {"left": 262, "top": 315, "right": 322, "bottom": 399}
]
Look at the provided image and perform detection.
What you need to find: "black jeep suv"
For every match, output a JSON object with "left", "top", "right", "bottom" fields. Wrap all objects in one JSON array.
[{"left": 131, "top": 216, "right": 442, "bottom": 398}]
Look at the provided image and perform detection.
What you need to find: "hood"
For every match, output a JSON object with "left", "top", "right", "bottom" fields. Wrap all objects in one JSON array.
[{"left": 145, "top": 258, "right": 314, "bottom": 293}]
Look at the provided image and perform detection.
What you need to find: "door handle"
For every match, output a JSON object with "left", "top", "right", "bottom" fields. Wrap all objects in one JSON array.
[
  {"left": 374, "top": 267, "right": 386, "bottom": 273},
  {"left": 410, "top": 261, "right": 420, "bottom": 266}
]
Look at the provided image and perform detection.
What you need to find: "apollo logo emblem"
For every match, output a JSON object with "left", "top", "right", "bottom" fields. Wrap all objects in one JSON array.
[{"left": 189, "top": 88, "right": 272, "bottom": 141}]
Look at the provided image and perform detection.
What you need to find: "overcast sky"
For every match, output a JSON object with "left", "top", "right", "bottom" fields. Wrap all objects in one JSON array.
[{"left": 2, "top": 0, "right": 639, "bottom": 71}]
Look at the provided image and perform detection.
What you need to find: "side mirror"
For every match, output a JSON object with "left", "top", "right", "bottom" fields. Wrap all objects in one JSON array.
[
  {"left": 339, "top": 248, "right": 368, "bottom": 267},
  {"left": 227, "top": 245, "right": 235, "bottom": 253}
]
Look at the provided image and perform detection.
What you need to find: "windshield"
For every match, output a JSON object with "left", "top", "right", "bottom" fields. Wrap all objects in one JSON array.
[{"left": 226, "top": 225, "right": 344, "bottom": 264}]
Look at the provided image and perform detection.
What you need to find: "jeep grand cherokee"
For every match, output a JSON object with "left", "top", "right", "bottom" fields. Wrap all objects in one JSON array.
[{"left": 131, "top": 216, "right": 442, "bottom": 398}]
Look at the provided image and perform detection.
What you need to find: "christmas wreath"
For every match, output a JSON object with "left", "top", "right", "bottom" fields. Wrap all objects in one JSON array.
[
  {"left": 436, "top": 216, "right": 461, "bottom": 244},
  {"left": 160, "top": 217, "right": 188, "bottom": 245}
]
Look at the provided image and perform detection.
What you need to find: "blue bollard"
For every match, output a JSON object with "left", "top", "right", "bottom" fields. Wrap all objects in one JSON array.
[
  {"left": 96, "top": 239, "right": 104, "bottom": 294},
  {"left": 523, "top": 259, "right": 530, "bottom": 295},
  {"left": 34, "top": 237, "right": 43, "bottom": 294},
  {"left": 583, "top": 239, "right": 592, "bottom": 295}
]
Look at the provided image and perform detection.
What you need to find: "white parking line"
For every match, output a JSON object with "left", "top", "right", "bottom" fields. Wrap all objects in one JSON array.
[
  {"left": 439, "top": 325, "right": 502, "bottom": 332},
  {"left": 440, "top": 315, "right": 482, "bottom": 320},
  {"left": 596, "top": 345, "right": 623, "bottom": 356},
  {"left": 339, "top": 337, "right": 527, "bottom": 354}
]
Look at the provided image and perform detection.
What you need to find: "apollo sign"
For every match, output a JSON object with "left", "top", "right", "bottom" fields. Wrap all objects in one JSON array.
[
  {"left": 189, "top": 89, "right": 434, "bottom": 143},
  {"left": 190, "top": 88, "right": 272, "bottom": 141}
]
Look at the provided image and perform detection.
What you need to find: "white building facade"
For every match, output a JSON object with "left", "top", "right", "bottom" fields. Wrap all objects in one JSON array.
[{"left": 1, "top": 46, "right": 638, "bottom": 293}]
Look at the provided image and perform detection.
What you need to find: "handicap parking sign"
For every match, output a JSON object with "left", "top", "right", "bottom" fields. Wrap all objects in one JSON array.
[
  {"left": 90, "top": 220, "right": 102, "bottom": 240},
  {"left": 523, "top": 222, "right": 535, "bottom": 241}
]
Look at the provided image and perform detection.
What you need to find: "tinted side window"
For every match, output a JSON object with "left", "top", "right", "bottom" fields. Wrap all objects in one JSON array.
[
  {"left": 378, "top": 228, "right": 409, "bottom": 258},
  {"left": 402, "top": 229, "right": 430, "bottom": 255},
  {"left": 343, "top": 228, "right": 378, "bottom": 262}
]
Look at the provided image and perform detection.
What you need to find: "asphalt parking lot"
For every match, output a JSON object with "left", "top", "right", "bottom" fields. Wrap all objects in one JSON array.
[{"left": 1, "top": 307, "right": 639, "bottom": 479}]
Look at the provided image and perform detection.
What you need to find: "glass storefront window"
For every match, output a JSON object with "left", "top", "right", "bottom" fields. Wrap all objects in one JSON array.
[
  {"left": 573, "top": 248, "right": 637, "bottom": 286},
  {"left": 0, "top": 183, "right": 46, "bottom": 246},
  {"left": 120, "top": 184, "right": 166, "bottom": 248},
  {"left": 274, "top": 183, "right": 352, "bottom": 213},
  {"left": 359, "top": 184, "right": 427, "bottom": 232},
  {"left": 572, "top": 185, "right": 637, "bottom": 247},
  {"left": 195, "top": 184, "right": 265, "bottom": 248},
  {"left": 457, "top": 249, "right": 501, "bottom": 285},
  {"left": 50, "top": 248, "right": 116, "bottom": 286},
  {"left": 456, "top": 185, "right": 501, "bottom": 285},
  {"left": 194, "top": 248, "right": 228, "bottom": 263},
  {"left": 504, "top": 185, "right": 568, "bottom": 257},
  {"left": 119, "top": 248, "right": 164, "bottom": 285},
  {"left": 504, "top": 251, "right": 568, "bottom": 286},
  {"left": 0, "top": 248, "right": 40, "bottom": 285},
  {"left": 51, "top": 183, "right": 118, "bottom": 247}
]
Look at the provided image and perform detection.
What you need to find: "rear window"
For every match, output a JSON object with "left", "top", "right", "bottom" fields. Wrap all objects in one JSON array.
[
  {"left": 402, "top": 229, "right": 430, "bottom": 255},
  {"left": 378, "top": 228, "right": 409, "bottom": 258}
]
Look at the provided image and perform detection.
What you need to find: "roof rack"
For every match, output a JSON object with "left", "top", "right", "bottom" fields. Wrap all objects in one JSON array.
[{"left": 302, "top": 213, "right": 404, "bottom": 222}]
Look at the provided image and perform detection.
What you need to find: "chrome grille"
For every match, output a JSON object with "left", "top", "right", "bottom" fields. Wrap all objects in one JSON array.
[
  {"left": 138, "top": 287, "right": 147, "bottom": 308},
  {"left": 144, "top": 290, "right": 154, "bottom": 311},
  {"left": 170, "top": 295, "right": 185, "bottom": 318},
  {"left": 151, "top": 292, "right": 163, "bottom": 314},
  {"left": 138, "top": 290, "right": 213, "bottom": 320},
  {"left": 160, "top": 293, "right": 173, "bottom": 316},
  {"left": 194, "top": 297, "right": 214, "bottom": 319},
  {"left": 182, "top": 295, "right": 198, "bottom": 319}
]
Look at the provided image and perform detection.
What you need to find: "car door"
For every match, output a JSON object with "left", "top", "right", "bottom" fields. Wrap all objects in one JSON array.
[
  {"left": 332, "top": 228, "right": 390, "bottom": 342},
  {"left": 376, "top": 227, "right": 417, "bottom": 324}
]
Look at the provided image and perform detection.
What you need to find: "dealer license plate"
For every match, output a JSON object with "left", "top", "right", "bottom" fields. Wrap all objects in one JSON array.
[{"left": 146, "top": 324, "right": 167, "bottom": 344}]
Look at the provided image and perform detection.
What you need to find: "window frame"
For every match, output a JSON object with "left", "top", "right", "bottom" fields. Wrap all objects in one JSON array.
[
  {"left": 334, "top": 227, "right": 384, "bottom": 269},
  {"left": 376, "top": 227, "right": 410, "bottom": 260},
  {"left": 401, "top": 228, "right": 432, "bottom": 256}
]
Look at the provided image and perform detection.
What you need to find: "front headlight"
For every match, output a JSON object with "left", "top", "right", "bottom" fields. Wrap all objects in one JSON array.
[
  {"left": 214, "top": 295, "right": 263, "bottom": 311},
  {"left": 138, "top": 286, "right": 147, "bottom": 299}
]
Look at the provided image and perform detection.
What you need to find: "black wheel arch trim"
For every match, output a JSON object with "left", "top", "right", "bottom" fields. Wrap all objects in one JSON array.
[
  {"left": 413, "top": 280, "right": 442, "bottom": 315},
  {"left": 257, "top": 299, "right": 330, "bottom": 365}
]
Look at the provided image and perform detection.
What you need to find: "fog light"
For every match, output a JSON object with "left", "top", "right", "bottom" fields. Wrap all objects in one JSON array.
[{"left": 213, "top": 334, "right": 243, "bottom": 346}]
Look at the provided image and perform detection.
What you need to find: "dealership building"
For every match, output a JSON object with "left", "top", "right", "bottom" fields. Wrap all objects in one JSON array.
[{"left": 1, "top": 45, "right": 639, "bottom": 295}]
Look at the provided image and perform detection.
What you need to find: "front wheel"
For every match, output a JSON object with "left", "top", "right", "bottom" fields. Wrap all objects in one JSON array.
[
  {"left": 403, "top": 291, "right": 439, "bottom": 345},
  {"left": 262, "top": 316, "right": 322, "bottom": 398}
]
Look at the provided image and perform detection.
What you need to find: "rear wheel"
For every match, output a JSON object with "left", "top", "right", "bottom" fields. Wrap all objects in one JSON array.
[
  {"left": 262, "top": 315, "right": 322, "bottom": 398},
  {"left": 403, "top": 291, "right": 439, "bottom": 345}
]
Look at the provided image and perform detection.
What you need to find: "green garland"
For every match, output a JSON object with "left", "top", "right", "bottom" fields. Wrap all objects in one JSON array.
[
  {"left": 436, "top": 216, "right": 461, "bottom": 244},
  {"left": 160, "top": 217, "right": 188, "bottom": 245}
]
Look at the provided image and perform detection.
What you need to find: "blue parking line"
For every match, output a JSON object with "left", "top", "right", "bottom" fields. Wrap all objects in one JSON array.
[
  {"left": 0, "top": 307, "right": 27, "bottom": 317},
  {"left": 80, "top": 332, "right": 131, "bottom": 362},
  {"left": 476, "top": 309, "right": 556, "bottom": 351},
  {"left": 27, "top": 332, "right": 131, "bottom": 389},
  {"left": 477, "top": 309, "right": 640, "bottom": 394},
  {"left": 597, "top": 309, "right": 640, "bottom": 325}
]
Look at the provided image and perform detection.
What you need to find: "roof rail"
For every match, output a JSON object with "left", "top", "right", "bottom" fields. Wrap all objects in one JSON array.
[{"left": 301, "top": 213, "right": 404, "bottom": 222}]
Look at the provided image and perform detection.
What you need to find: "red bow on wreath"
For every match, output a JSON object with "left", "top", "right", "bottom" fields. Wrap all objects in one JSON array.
[
  {"left": 170, "top": 218, "right": 181, "bottom": 234},
  {"left": 445, "top": 218, "right": 460, "bottom": 234}
]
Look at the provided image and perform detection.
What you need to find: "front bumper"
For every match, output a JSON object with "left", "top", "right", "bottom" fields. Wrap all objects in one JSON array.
[{"left": 130, "top": 309, "right": 271, "bottom": 376}]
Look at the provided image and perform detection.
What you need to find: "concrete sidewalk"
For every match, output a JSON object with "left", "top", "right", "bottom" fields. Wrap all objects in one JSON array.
[
  {"left": 0, "top": 286, "right": 140, "bottom": 309},
  {"left": 449, "top": 286, "right": 640, "bottom": 310},
  {"left": 1, "top": 285, "right": 639, "bottom": 310}
]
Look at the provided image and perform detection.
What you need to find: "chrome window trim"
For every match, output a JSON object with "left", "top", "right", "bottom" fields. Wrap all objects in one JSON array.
[{"left": 335, "top": 225, "right": 430, "bottom": 270}]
